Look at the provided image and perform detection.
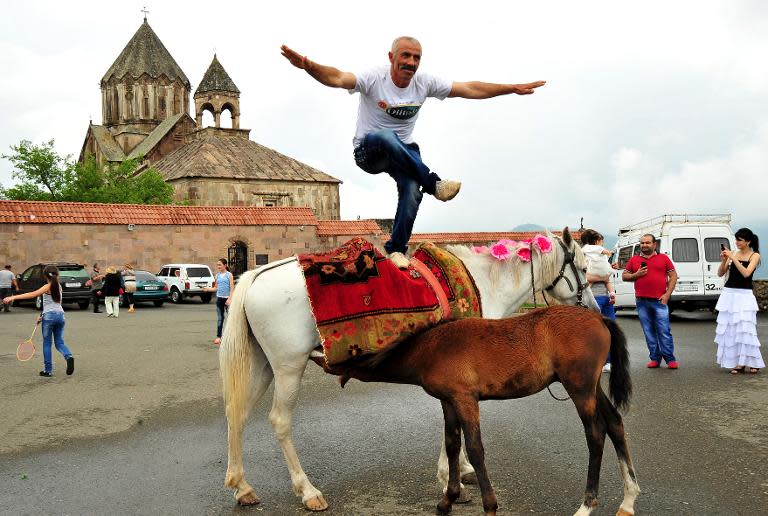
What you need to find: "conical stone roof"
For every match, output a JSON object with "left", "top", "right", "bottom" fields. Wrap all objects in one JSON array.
[
  {"left": 101, "top": 19, "right": 190, "bottom": 87},
  {"left": 195, "top": 55, "right": 240, "bottom": 95}
]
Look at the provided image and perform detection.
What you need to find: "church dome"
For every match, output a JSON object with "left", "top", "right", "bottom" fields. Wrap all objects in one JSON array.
[{"left": 101, "top": 19, "right": 190, "bottom": 87}]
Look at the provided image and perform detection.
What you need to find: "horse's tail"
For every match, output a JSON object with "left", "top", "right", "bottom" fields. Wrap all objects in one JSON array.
[
  {"left": 604, "top": 317, "right": 632, "bottom": 412},
  {"left": 219, "top": 269, "right": 260, "bottom": 424}
]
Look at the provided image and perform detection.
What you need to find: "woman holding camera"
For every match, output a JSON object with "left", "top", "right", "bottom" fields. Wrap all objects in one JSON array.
[{"left": 715, "top": 227, "right": 764, "bottom": 374}]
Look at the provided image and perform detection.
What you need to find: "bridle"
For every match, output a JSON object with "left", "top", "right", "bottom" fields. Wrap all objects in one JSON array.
[{"left": 530, "top": 238, "right": 590, "bottom": 308}]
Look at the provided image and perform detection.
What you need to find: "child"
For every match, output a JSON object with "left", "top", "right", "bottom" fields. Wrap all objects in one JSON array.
[
  {"left": 582, "top": 233, "right": 615, "bottom": 294},
  {"left": 3, "top": 265, "right": 75, "bottom": 377}
]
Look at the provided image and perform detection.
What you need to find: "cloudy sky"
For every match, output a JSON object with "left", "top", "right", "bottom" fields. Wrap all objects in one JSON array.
[{"left": 2, "top": 1, "right": 767, "bottom": 244}]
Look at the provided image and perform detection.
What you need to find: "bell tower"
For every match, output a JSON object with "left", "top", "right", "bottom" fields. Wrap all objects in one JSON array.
[{"left": 194, "top": 55, "right": 241, "bottom": 129}]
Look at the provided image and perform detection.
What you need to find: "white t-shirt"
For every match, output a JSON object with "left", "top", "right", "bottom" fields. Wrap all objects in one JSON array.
[
  {"left": 349, "top": 66, "right": 452, "bottom": 147},
  {"left": 582, "top": 244, "right": 613, "bottom": 277},
  {"left": 0, "top": 269, "right": 14, "bottom": 288}
]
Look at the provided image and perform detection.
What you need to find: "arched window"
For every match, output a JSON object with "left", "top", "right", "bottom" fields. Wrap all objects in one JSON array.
[{"left": 220, "top": 103, "right": 235, "bottom": 128}]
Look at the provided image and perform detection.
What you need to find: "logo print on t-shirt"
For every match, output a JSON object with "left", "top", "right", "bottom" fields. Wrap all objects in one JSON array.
[{"left": 378, "top": 101, "right": 421, "bottom": 120}]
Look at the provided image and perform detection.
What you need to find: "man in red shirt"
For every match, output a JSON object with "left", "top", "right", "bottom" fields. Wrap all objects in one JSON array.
[{"left": 623, "top": 234, "right": 679, "bottom": 369}]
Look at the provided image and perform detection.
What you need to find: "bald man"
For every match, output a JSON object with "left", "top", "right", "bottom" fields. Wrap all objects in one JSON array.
[{"left": 282, "top": 37, "right": 545, "bottom": 268}]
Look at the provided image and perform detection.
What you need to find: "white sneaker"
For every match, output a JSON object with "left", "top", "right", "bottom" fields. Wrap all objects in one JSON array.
[
  {"left": 435, "top": 180, "right": 462, "bottom": 202},
  {"left": 387, "top": 251, "right": 410, "bottom": 269},
  {"left": 602, "top": 363, "right": 612, "bottom": 373}
]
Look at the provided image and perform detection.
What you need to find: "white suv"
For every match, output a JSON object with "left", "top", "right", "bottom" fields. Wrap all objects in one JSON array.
[{"left": 157, "top": 264, "right": 214, "bottom": 304}]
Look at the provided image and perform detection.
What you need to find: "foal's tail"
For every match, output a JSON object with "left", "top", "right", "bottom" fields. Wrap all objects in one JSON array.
[
  {"left": 604, "top": 318, "right": 632, "bottom": 412},
  {"left": 219, "top": 269, "right": 260, "bottom": 419}
]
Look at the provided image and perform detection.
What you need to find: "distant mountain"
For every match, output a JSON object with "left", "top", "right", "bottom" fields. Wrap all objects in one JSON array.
[{"left": 511, "top": 223, "right": 548, "bottom": 232}]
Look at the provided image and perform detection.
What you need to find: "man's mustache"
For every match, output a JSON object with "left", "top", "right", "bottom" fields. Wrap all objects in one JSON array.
[{"left": 399, "top": 65, "right": 417, "bottom": 72}]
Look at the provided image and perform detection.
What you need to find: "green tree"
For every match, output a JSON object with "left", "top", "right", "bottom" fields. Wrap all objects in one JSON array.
[
  {"left": 1, "top": 139, "right": 175, "bottom": 204},
  {"left": 1, "top": 139, "right": 74, "bottom": 200}
]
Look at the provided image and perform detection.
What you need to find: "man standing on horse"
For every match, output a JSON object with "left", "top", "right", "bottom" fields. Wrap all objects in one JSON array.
[
  {"left": 623, "top": 233, "right": 679, "bottom": 369},
  {"left": 281, "top": 37, "right": 545, "bottom": 268}
]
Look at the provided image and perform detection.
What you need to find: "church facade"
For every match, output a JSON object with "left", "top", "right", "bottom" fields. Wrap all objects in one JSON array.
[{"left": 79, "top": 17, "right": 341, "bottom": 220}]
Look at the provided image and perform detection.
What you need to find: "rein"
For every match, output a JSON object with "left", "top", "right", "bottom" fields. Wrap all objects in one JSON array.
[{"left": 544, "top": 239, "right": 589, "bottom": 307}]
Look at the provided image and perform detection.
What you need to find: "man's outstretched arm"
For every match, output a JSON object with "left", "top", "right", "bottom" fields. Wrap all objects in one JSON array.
[
  {"left": 448, "top": 80, "right": 546, "bottom": 99},
  {"left": 281, "top": 45, "right": 357, "bottom": 89}
]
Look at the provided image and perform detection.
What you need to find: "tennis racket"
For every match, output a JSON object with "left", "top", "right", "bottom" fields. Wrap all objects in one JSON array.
[{"left": 16, "top": 322, "right": 39, "bottom": 362}]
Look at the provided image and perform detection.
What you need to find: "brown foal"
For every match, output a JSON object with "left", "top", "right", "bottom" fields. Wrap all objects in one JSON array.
[{"left": 327, "top": 305, "right": 640, "bottom": 516}]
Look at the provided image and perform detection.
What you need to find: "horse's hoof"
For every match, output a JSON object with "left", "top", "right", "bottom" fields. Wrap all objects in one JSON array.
[
  {"left": 236, "top": 491, "right": 261, "bottom": 506},
  {"left": 303, "top": 494, "right": 329, "bottom": 512},
  {"left": 436, "top": 500, "right": 452, "bottom": 515},
  {"left": 460, "top": 471, "right": 478, "bottom": 484},
  {"left": 616, "top": 510, "right": 634, "bottom": 516},
  {"left": 456, "top": 485, "right": 472, "bottom": 504}
]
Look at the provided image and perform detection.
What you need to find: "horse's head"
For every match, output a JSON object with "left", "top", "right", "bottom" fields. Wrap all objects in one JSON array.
[{"left": 544, "top": 227, "right": 599, "bottom": 311}]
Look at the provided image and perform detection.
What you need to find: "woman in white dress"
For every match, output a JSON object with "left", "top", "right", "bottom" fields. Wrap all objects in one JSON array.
[{"left": 715, "top": 227, "right": 764, "bottom": 374}]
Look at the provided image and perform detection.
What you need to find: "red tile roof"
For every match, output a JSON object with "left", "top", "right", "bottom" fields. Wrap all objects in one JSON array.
[
  {"left": 316, "top": 220, "right": 383, "bottom": 237},
  {"left": 409, "top": 231, "right": 581, "bottom": 244},
  {"left": 0, "top": 200, "right": 317, "bottom": 226}
]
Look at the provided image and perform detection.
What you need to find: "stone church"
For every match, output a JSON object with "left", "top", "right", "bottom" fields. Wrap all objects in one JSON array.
[{"left": 79, "top": 17, "right": 341, "bottom": 220}]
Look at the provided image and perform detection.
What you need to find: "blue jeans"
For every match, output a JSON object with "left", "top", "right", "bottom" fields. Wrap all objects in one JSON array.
[
  {"left": 636, "top": 297, "right": 676, "bottom": 363},
  {"left": 216, "top": 297, "right": 229, "bottom": 338},
  {"left": 41, "top": 311, "right": 72, "bottom": 373},
  {"left": 595, "top": 295, "right": 615, "bottom": 363},
  {"left": 354, "top": 129, "right": 441, "bottom": 254}
]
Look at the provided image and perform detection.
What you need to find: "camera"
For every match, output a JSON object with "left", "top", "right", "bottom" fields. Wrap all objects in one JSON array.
[
  {"left": 720, "top": 243, "right": 726, "bottom": 251},
  {"left": 641, "top": 261, "right": 647, "bottom": 268}
]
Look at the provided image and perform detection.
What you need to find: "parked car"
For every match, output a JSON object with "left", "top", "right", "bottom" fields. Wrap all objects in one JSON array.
[
  {"left": 121, "top": 270, "right": 168, "bottom": 307},
  {"left": 156, "top": 264, "right": 214, "bottom": 304},
  {"left": 14, "top": 262, "right": 92, "bottom": 310}
]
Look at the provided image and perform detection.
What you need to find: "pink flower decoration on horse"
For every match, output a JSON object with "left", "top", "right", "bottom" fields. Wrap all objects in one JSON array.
[
  {"left": 497, "top": 239, "right": 517, "bottom": 247},
  {"left": 490, "top": 243, "right": 511, "bottom": 261},
  {"left": 516, "top": 247, "right": 532, "bottom": 262},
  {"left": 471, "top": 245, "right": 489, "bottom": 254},
  {"left": 533, "top": 234, "right": 553, "bottom": 253}
]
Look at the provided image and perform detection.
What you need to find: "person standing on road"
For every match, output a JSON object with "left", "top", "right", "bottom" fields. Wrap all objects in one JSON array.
[
  {"left": 122, "top": 263, "right": 137, "bottom": 313},
  {"left": 623, "top": 233, "right": 679, "bottom": 369},
  {"left": 102, "top": 267, "right": 123, "bottom": 318},
  {"left": 204, "top": 258, "right": 234, "bottom": 346},
  {"left": 0, "top": 264, "right": 18, "bottom": 313},
  {"left": 88, "top": 263, "right": 104, "bottom": 314},
  {"left": 3, "top": 265, "right": 74, "bottom": 377},
  {"left": 281, "top": 37, "right": 545, "bottom": 268},
  {"left": 581, "top": 229, "right": 615, "bottom": 372},
  {"left": 715, "top": 227, "right": 764, "bottom": 374}
]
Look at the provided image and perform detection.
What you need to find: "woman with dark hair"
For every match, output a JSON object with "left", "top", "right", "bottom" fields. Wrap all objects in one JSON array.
[
  {"left": 205, "top": 258, "right": 235, "bottom": 345},
  {"left": 716, "top": 227, "right": 764, "bottom": 374},
  {"left": 2, "top": 265, "right": 75, "bottom": 377}
]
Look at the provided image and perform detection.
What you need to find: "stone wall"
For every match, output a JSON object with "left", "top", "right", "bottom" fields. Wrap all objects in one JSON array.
[
  {"left": 754, "top": 280, "right": 768, "bottom": 312},
  {"left": 0, "top": 222, "right": 382, "bottom": 274},
  {"left": 174, "top": 178, "right": 341, "bottom": 220}
]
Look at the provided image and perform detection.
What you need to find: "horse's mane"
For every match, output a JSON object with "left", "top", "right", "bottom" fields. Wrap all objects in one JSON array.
[{"left": 446, "top": 232, "right": 565, "bottom": 291}]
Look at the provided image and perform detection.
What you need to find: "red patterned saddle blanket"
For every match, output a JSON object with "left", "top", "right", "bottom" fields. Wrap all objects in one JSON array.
[{"left": 299, "top": 237, "right": 482, "bottom": 365}]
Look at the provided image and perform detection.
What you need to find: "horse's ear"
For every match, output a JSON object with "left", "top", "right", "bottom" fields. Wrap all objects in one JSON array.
[{"left": 562, "top": 227, "right": 572, "bottom": 246}]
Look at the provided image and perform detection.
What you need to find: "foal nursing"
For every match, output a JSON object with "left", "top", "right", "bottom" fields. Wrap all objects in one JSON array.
[{"left": 333, "top": 305, "right": 641, "bottom": 516}]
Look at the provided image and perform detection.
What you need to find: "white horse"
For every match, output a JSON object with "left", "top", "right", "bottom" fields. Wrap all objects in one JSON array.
[{"left": 219, "top": 228, "right": 598, "bottom": 510}]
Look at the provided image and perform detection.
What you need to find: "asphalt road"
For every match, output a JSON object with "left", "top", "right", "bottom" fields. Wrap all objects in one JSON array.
[{"left": 1, "top": 303, "right": 767, "bottom": 515}]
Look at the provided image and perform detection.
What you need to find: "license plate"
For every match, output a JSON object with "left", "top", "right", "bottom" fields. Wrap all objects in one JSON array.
[
  {"left": 65, "top": 282, "right": 80, "bottom": 288},
  {"left": 144, "top": 286, "right": 159, "bottom": 290},
  {"left": 675, "top": 284, "right": 698, "bottom": 292},
  {"left": 196, "top": 282, "right": 207, "bottom": 287}
]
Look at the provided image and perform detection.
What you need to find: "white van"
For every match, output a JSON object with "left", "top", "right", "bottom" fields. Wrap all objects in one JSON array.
[{"left": 610, "top": 214, "right": 735, "bottom": 312}]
